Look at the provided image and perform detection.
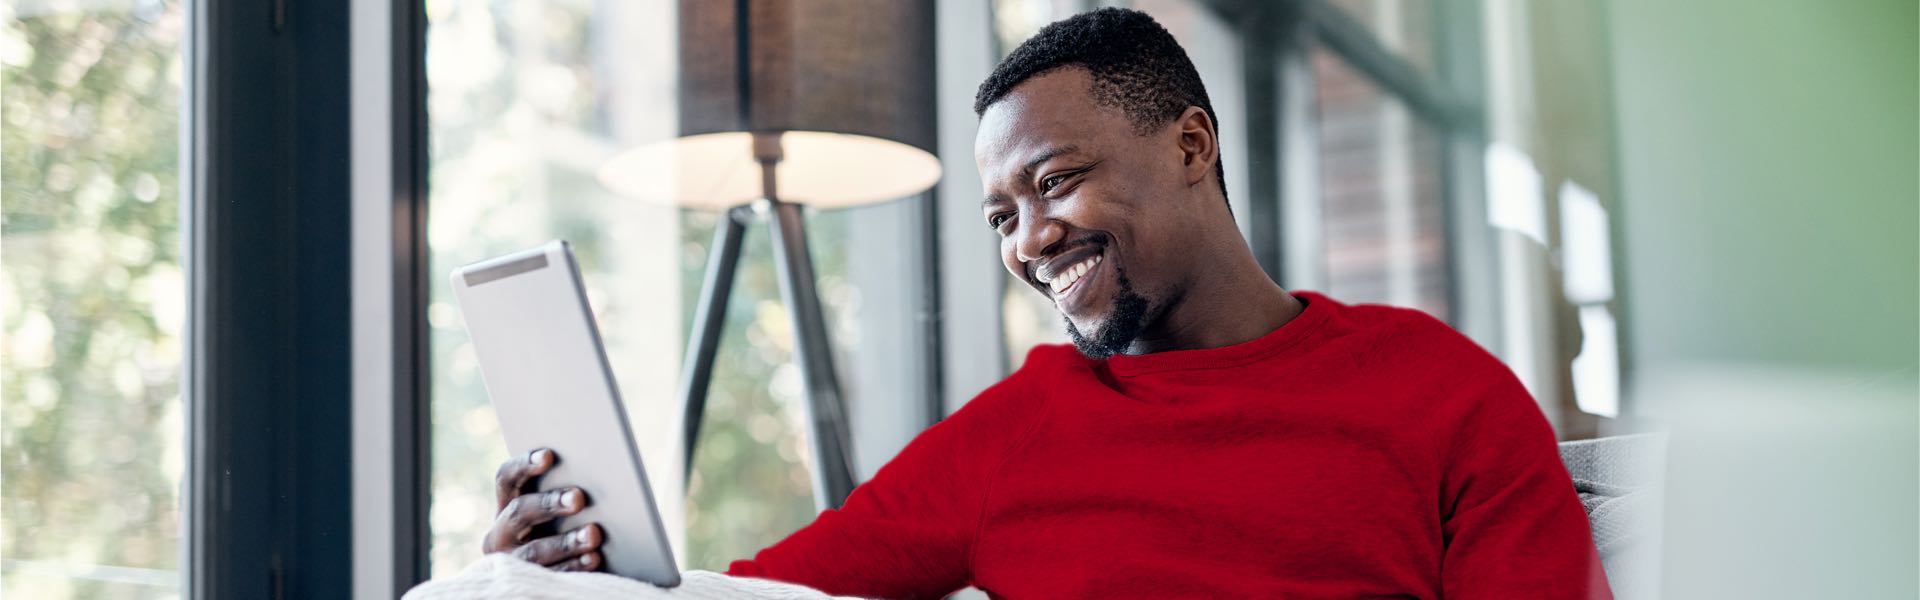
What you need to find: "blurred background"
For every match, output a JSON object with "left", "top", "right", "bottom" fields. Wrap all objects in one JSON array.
[{"left": 2, "top": 0, "right": 1913, "bottom": 598}]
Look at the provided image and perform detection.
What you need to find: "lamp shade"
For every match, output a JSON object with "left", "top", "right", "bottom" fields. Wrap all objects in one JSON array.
[{"left": 597, "top": 0, "right": 941, "bottom": 210}]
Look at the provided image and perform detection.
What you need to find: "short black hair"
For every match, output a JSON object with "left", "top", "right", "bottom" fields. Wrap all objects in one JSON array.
[{"left": 974, "top": 7, "right": 1227, "bottom": 204}]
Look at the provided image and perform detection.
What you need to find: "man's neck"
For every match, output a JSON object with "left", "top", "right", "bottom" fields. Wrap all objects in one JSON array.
[{"left": 1125, "top": 249, "right": 1302, "bottom": 356}]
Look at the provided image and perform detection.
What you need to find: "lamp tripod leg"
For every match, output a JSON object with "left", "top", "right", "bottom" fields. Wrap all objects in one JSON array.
[
  {"left": 681, "top": 206, "right": 751, "bottom": 485},
  {"left": 767, "top": 199, "right": 858, "bottom": 510}
]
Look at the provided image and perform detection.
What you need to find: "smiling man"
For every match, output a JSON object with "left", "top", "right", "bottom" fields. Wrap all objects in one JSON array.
[{"left": 483, "top": 8, "right": 1611, "bottom": 599}]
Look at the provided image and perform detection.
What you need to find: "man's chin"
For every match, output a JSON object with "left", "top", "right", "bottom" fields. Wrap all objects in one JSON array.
[
  {"left": 1059, "top": 269, "right": 1152, "bottom": 360},
  {"left": 1065, "top": 305, "right": 1142, "bottom": 360},
  {"left": 1062, "top": 313, "right": 1104, "bottom": 337},
  {"left": 1065, "top": 321, "right": 1117, "bottom": 360}
]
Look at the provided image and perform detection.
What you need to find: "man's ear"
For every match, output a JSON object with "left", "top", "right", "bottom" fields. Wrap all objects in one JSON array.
[{"left": 1173, "top": 106, "right": 1218, "bottom": 190}]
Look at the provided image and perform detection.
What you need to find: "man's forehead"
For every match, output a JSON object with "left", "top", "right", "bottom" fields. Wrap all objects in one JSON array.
[
  {"left": 974, "top": 70, "right": 1109, "bottom": 180},
  {"left": 974, "top": 110, "right": 1081, "bottom": 176}
]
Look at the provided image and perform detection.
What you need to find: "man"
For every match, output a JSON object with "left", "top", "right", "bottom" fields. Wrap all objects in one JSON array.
[{"left": 483, "top": 8, "right": 1611, "bottom": 599}]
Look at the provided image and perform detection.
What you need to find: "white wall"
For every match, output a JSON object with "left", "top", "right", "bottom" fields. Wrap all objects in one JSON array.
[{"left": 1606, "top": 0, "right": 1918, "bottom": 596}]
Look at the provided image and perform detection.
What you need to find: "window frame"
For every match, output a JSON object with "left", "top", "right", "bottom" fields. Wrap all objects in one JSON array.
[
  {"left": 1204, "top": 0, "right": 1502, "bottom": 349},
  {"left": 347, "top": 0, "right": 433, "bottom": 595},
  {"left": 185, "top": 0, "right": 362, "bottom": 597},
  {"left": 934, "top": 1, "right": 1013, "bottom": 410}
]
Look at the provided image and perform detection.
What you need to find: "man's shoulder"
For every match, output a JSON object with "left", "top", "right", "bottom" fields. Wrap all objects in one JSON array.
[
  {"left": 1301, "top": 294, "right": 1527, "bottom": 420},
  {"left": 1317, "top": 296, "right": 1495, "bottom": 366},
  {"left": 938, "top": 343, "right": 1076, "bottom": 431},
  {"left": 1320, "top": 294, "right": 1445, "bottom": 333},
  {"left": 1322, "top": 295, "right": 1537, "bottom": 415},
  {"left": 1015, "top": 342, "right": 1087, "bottom": 374}
]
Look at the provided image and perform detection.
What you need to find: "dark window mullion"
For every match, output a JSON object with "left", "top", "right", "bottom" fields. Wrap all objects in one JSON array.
[
  {"left": 187, "top": 0, "right": 355, "bottom": 597},
  {"left": 393, "top": 0, "right": 433, "bottom": 591},
  {"left": 1301, "top": 0, "right": 1461, "bottom": 126}
]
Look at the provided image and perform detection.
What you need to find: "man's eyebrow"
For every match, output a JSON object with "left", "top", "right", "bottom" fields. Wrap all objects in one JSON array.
[
  {"left": 983, "top": 144, "right": 1083, "bottom": 207},
  {"left": 1019, "top": 145, "right": 1080, "bottom": 180}
]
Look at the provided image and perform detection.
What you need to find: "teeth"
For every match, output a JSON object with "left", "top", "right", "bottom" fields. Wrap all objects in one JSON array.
[{"left": 1048, "top": 254, "right": 1103, "bottom": 295}]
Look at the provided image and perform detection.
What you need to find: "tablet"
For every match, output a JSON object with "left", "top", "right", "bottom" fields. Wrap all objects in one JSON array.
[{"left": 449, "top": 240, "right": 680, "bottom": 587}]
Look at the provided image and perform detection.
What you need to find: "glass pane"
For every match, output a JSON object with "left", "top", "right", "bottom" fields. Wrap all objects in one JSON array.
[
  {"left": 991, "top": 0, "right": 1092, "bottom": 58},
  {"left": 1, "top": 1, "right": 188, "bottom": 597},
  {"left": 1329, "top": 0, "right": 1438, "bottom": 75},
  {"left": 425, "top": 0, "right": 867, "bottom": 576},
  {"left": 1312, "top": 46, "right": 1451, "bottom": 319}
]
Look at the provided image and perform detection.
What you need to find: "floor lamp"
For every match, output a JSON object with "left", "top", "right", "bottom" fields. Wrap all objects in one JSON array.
[{"left": 598, "top": 0, "right": 939, "bottom": 510}]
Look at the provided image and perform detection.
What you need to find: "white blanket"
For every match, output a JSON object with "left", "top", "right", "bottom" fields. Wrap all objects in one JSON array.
[{"left": 402, "top": 554, "right": 868, "bottom": 600}]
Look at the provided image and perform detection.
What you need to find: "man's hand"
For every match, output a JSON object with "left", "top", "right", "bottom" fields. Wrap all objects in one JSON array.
[{"left": 482, "top": 448, "right": 605, "bottom": 572}]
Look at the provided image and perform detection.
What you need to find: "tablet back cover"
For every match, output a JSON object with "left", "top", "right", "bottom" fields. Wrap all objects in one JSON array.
[{"left": 450, "top": 240, "right": 680, "bottom": 586}]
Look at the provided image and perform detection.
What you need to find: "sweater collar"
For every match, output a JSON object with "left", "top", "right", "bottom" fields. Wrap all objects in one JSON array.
[{"left": 1100, "top": 290, "right": 1336, "bottom": 377}]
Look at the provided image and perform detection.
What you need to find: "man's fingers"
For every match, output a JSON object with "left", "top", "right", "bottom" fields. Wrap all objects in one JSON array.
[
  {"left": 481, "top": 488, "right": 587, "bottom": 554},
  {"left": 496, "top": 487, "right": 587, "bottom": 542},
  {"left": 495, "top": 448, "right": 555, "bottom": 510},
  {"left": 549, "top": 551, "right": 602, "bottom": 573},
  {"left": 509, "top": 524, "right": 603, "bottom": 567},
  {"left": 479, "top": 451, "right": 576, "bottom": 558}
]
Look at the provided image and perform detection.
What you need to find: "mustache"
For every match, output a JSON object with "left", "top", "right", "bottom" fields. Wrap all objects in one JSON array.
[
  {"left": 1054, "top": 233, "right": 1108, "bottom": 254},
  {"left": 1027, "top": 233, "right": 1110, "bottom": 282}
]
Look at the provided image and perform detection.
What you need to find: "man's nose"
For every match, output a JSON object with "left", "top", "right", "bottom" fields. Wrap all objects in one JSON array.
[{"left": 1013, "top": 216, "right": 1066, "bottom": 264}]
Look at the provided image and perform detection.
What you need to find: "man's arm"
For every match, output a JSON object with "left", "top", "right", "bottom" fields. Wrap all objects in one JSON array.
[
  {"left": 727, "top": 372, "right": 1048, "bottom": 599},
  {"left": 1433, "top": 359, "right": 1614, "bottom": 599}
]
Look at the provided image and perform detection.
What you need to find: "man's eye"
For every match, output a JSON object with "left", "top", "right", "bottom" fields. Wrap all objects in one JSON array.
[
  {"left": 987, "top": 213, "right": 1011, "bottom": 229},
  {"left": 1040, "top": 174, "right": 1067, "bottom": 193}
]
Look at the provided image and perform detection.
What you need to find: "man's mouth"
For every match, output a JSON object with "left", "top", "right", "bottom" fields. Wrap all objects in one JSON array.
[{"left": 1045, "top": 253, "right": 1102, "bottom": 295}]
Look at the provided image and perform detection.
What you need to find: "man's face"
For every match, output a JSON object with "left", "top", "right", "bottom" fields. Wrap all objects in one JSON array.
[{"left": 975, "top": 68, "right": 1203, "bottom": 359}]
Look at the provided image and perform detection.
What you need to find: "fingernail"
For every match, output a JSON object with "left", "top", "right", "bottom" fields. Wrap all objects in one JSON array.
[
  {"left": 568, "top": 529, "right": 583, "bottom": 546},
  {"left": 579, "top": 554, "right": 594, "bottom": 566},
  {"left": 532, "top": 449, "right": 552, "bottom": 465},
  {"left": 561, "top": 490, "right": 580, "bottom": 509}
]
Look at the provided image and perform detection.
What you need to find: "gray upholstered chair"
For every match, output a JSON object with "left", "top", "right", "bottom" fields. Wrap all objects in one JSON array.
[{"left": 1560, "top": 433, "right": 1667, "bottom": 600}]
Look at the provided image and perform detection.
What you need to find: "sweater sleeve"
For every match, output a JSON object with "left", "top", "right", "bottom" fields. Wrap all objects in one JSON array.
[
  {"left": 723, "top": 361, "right": 1050, "bottom": 599},
  {"left": 1432, "top": 349, "right": 1614, "bottom": 599}
]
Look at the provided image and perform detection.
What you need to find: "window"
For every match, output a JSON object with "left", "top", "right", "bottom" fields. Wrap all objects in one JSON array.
[
  {"left": 1310, "top": 46, "right": 1451, "bottom": 319},
  {"left": 1, "top": 0, "right": 187, "bottom": 596},
  {"left": 991, "top": 0, "right": 1090, "bottom": 58},
  {"left": 1558, "top": 181, "right": 1619, "bottom": 417},
  {"left": 425, "top": 0, "right": 878, "bottom": 575},
  {"left": 1329, "top": 0, "right": 1438, "bottom": 75}
]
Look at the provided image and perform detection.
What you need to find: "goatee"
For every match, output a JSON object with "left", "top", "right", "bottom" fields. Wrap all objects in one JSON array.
[{"left": 1065, "top": 270, "right": 1151, "bottom": 360}]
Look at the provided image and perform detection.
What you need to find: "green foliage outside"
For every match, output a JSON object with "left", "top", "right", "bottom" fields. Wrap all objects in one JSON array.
[{"left": 1, "top": 1, "right": 187, "bottom": 597}]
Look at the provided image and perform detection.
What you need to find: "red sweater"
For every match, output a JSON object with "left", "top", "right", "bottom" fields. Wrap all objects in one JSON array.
[{"left": 729, "top": 292, "right": 1612, "bottom": 599}]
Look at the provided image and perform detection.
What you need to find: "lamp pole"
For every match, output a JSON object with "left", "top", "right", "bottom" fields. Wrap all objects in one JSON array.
[
  {"left": 680, "top": 132, "right": 859, "bottom": 511},
  {"left": 677, "top": 206, "right": 746, "bottom": 484},
  {"left": 656, "top": 0, "right": 936, "bottom": 513}
]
